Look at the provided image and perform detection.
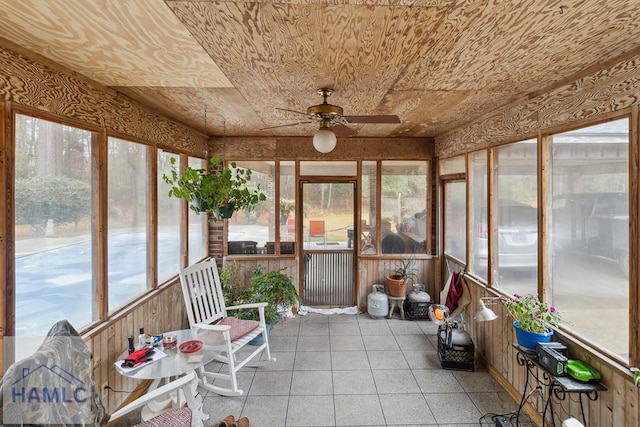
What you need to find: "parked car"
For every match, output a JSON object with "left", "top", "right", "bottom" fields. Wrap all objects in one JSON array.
[
  {"left": 474, "top": 201, "right": 538, "bottom": 274},
  {"left": 552, "top": 192, "right": 629, "bottom": 277}
]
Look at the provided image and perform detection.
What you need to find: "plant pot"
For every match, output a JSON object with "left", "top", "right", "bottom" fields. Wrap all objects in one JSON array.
[
  {"left": 249, "top": 323, "right": 272, "bottom": 346},
  {"left": 513, "top": 321, "right": 553, "bottom": 350},
  {"left": 386, "top": 274, "right": 406, "bottom": 297},
  {"left": 218, "top": 204, "right": 236, "bottom": 219}
]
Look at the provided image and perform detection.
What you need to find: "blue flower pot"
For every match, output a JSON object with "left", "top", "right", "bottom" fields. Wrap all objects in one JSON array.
[
  {"left": 249, "top": 323, "right": 272, "bottom": 346},
  {"left": 513, "top": 321, "right": 553, "bottom": 350}
]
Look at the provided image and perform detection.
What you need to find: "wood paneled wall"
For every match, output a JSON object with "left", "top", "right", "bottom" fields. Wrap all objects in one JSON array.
[
  {"left": 222, "top": 256, "right": 298, "bottom": 286},
  {"left": 209, "top": 135, "right": 434, "bottom": 161},
  {"left": 436, "top": 51, "right": 640, "bottom": 157},
  {"left": 0, "top": 42, "right": 206, "bottom": 156},
  {"left": 436, "top": 50, "right": 640, "bottom": 426},
  {"left": 464, "top": 279, "right": 640, "bottom": 426},
  {"left": 357, "top": 257, "right": 436, "bottom": 309}
]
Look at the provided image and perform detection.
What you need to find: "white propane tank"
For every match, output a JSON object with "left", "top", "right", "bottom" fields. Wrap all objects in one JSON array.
[
  {"left": 367, "top": 284, "right": 388, "bottom": 319},
  {"left": 408, "top": 283, "right": 431, "bottom": 303}
]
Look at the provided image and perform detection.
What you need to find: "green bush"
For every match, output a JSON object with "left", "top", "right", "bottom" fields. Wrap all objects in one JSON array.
[
  {"left": 231, "top": 266, "right": 298, "bottom": 324},
  {"left": 15, "top": 176, "right": 91, "bottom": 234},
  {"left": 220, "top": 261, "right": 249, "bottom": 304}
]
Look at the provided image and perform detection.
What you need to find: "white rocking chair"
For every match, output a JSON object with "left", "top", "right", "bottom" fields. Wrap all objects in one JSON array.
[{"left": 179, "top": 258, "right": 275, "bottom": 396}]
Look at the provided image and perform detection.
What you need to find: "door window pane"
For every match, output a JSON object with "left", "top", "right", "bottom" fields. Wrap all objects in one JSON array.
[
  {"left": 494, "top": 140, "right": 537, "bottom": 295},
  {"left": 108, "top": 137, "right": 149, "bottom": 310},
  {"left": 361, "top": 161, "right": 377, "bottom": 254},
  {"left": 14, "top": 115, "right": 94, "bottom": 336},
  {"left": 550, "top": 119, "right": 629, "bottom": 360},
  {"left": 227, "top": 161, "right": 274, "bottom": 255},
  {"left": 380, "top": 161, "right": 428, "bottom": 254},
  {"left": 444, "top": 181, "right": 466, "bottom": 262},
  {"left": 277, "top": 161, "right": 296, "bottom": 254},
  {"left": 302, "top": 182, "right": 354, "bottom": 249},
  {"left": 469, "top": 151, "right": 488, "bottom": 279},
  {"left": 188, "top": 157, "right": 207, "bottom": 264},
  {"left": 157, "top": 151, "right": 181, "bottom": 282}
]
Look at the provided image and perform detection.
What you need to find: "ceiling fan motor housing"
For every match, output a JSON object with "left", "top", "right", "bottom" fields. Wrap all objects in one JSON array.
[
  {"left": 307, "top": 103, "right": 343, "bottom": 123},
  {"left": 262, "top": 87, "right": 399, "bottom": 136}
]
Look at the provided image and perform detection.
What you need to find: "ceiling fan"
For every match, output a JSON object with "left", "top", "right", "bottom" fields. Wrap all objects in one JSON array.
[{"left": 262, "top": 88, "right": 400, "bottom": 153}]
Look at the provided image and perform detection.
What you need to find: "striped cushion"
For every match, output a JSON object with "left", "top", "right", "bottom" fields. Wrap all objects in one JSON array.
[
  {"left": 218, "top": 316, "right": 260, "bottom": 341},
  {"left": 135, "top": 407, "right": 191, "bottom": 427}
]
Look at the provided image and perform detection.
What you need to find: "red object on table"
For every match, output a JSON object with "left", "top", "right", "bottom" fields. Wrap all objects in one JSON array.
[
  {"left": 121, "top": 346, "right": 155, "bottom": 367},
  {"left": 179, "top": 340, "right": 203, "bottom": 354}
]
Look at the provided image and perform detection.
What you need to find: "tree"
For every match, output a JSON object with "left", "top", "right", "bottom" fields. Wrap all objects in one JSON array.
[{"left": 15, "top": 176, "right": 91, "bottom": 235}]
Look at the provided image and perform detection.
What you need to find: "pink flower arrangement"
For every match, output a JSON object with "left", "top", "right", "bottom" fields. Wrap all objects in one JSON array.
[{"left": 501, "top": 294, "right": 562, "bottom": 333}]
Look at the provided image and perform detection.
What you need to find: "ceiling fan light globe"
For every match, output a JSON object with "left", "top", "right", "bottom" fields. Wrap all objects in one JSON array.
[{"left": 313, "top": 129, "right": 337, "bottom": 153}]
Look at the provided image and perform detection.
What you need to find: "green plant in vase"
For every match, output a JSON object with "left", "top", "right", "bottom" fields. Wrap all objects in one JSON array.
[{"left": 162, "top": 157, "right": 266, "bottom": 221}]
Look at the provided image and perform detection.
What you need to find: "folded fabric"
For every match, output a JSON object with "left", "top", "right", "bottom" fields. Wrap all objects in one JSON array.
[
  {"left": 121, "top": 346, "right": 155, "bottom": 368},
  {"left": 445, "top": 271, "right": 463, "bottom": 313},
  {"left": 450, "top": 276, "right": 471, "bottom": 318}
]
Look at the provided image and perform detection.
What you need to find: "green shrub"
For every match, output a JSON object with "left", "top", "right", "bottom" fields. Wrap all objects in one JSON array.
[{"left": 232, "top": 266, "right": 298, "bottom": 324}]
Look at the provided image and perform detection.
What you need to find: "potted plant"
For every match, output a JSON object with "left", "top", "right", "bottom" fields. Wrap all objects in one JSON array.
[
  {"left": 502, "top": 294, "right": 562, "bottom": 350},
  {"left": 162, "top": 157, "right": 266, "bottom": 221},
  {"left": 386, "top": 256, "right": 418, "bottom": 297},
  {"left": 230, "top": 265, "right": 298, "bottom": 322},
  {"left": 279, "top": 198, "right": 295, "bottom": 225}
]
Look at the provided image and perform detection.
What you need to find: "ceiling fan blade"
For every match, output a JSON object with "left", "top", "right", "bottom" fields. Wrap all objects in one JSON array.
[
  {"left": 332, "top": 124, "right": 356, "bottom": 137},
  {"left": 261, "top": 121, "right": 313, "bottom": 131},
  {"left": 344, "top": 115, "right": 401, "bottom": 124},
  {"left": 276, "top": 108, "right": 310, "bottom": 117}
]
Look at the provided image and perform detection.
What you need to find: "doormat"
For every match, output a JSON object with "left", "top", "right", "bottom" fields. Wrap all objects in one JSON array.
[{"left": 298, "top": 306, "right": 361, "bottom": 315}]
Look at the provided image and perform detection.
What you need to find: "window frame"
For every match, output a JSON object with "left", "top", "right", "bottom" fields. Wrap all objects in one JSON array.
[
  {"left": 12, "top": 109, "right": 104, "bottom": 334},
  {"left": 545, "top": 117, "right": 632, "bottom": 363},
  {"left": 106, "top": 136, "right": 152, "bottom": 312},
  {"left": 222, "top": 159, "right": 433, "bottom": 258}
]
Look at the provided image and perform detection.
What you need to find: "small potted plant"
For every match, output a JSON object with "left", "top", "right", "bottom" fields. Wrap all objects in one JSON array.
[
  {"left": 502, "top": 294, "right": 562, "bottom": 350},
  {"left": 162, "top": 157, "right": 266, "bottom": 221},
  {"left": 386, "top": 256, "right": 418, "bottom": 297}
]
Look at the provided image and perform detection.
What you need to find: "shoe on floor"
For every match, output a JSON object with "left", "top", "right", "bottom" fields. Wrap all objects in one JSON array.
[
  {"left": 217, "top": 415, "right": 235, "bottom": 427},
  {"left": 232, "top": 417, "right": 250, "bottom": 427}
]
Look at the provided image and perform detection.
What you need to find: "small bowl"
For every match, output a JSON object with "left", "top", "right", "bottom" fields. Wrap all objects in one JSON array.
[{"left": 179, "top": 339, "right": 203, "bottom": 354}]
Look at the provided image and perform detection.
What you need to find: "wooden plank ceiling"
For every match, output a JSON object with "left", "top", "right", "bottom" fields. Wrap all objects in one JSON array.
[{"left": 1, "top": 0, "right": 640, "bottom": 142}]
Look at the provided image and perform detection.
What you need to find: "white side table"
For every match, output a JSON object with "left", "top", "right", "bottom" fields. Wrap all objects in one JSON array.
[{"left": 116, "top": 329, "right": 223, "bottom": 422}]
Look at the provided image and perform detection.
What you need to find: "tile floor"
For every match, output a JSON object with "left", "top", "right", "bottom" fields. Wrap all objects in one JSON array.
[{"left": 199, "top": 312, "right": 534, "bottom": 427}]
